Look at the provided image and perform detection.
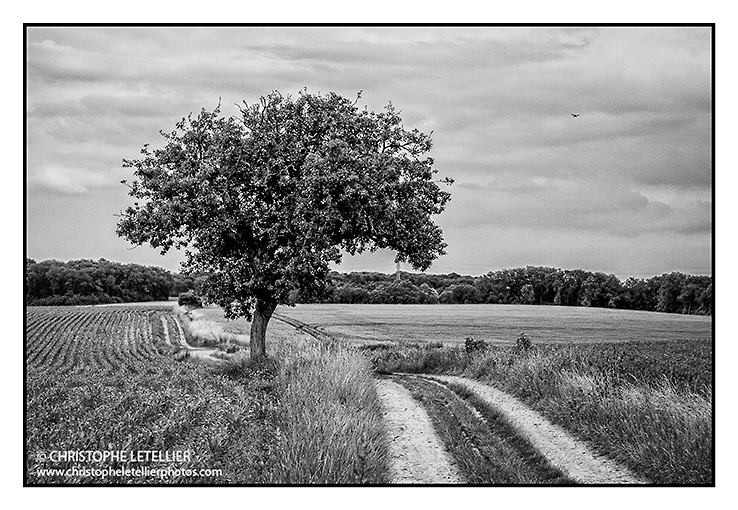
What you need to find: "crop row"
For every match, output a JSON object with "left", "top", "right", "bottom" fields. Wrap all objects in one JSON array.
[{"left": 25, "top": 306, "right": 177, "bottom": 374}]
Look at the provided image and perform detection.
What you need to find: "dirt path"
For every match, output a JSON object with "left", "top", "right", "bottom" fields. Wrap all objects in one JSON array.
[
  {"left": 275, "top": 312, "right": 646, "bottom": 484},
  {"left": 425, "top": 374, "right": 648, "bottom": 484},
  {"left": 160, "top": 314, "right": 227, "bottom": 366},
  {"left": 375, "top": 378, "right": 462, "bottom": 484},
  {"left": 172, "top": 316, "right": 194, "bottom": 348}
]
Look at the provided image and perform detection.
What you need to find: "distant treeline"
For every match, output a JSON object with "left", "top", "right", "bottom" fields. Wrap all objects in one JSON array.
[
  {"left": 25, "top": 259, "right": 197, "bottom": 306},
  {"left": 25, "top": 259, "right": 712, "bottom": 315},
  {"left": 307, "top": 267, "right": 712, "bottom": 315}
]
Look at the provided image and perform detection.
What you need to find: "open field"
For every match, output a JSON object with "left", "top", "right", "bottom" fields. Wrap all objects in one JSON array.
[
  {"left": 25, "top": 305, "right": 389, "bottom": 484},
  {"left": 25, "top": 306, "right": 282, "bottom": 484},
  {"left": 26, "top": 306, "right": 178, "bottom": 375},
  {"left": 275, "top": 303, "right": 712, "bottom": 345},
  {"left": 25, "top": 302, "right": 713, "bottom": 485}
]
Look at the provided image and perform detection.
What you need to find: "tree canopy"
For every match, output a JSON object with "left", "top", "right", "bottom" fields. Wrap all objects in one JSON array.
[
  {"left": 116, "top": 90, "right": 451, "bottom": 357},
  {"left": 24, "top": 258, "right": 712, "bottom": 316},
  {"left": 24, "top": 258, "right": 180, "bottom": 305},
  {"left": 316, "top": 267, "right": 712, "bottom": 315}
]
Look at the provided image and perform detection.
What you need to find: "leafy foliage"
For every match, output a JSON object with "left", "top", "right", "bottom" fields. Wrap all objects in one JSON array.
[
  {"left": 25, "top": 258, "right": 180, "bottom": 305},
  {"left": 116, "top": 90, "right": 451, "bottom": 356},
  {"left": 308, "top": 266, "right": 712, "bottom": 315},
  {"left": 465, "top": 336, "right": 489, "bottom": 355},
  {"left": 514, "top": 332, "right": 533, "bottom": 353},
  {"left": 117, "top": 91, "right": 449, "bottom": 316},
  {"left": 178, "top": 291, "right": 203, "bottom": 309}
]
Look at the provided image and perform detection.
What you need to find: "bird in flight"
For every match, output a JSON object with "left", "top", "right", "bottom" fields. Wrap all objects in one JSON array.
[{"left": 571, "top": 113, "right": 580, "bottom": 117}]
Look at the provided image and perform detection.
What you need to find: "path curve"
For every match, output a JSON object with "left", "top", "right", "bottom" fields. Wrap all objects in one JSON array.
[
  {"left": 375, "top": 378, "right": 462, "bottom": 484},
  {"left": 424, "top": 374, "right": 648, "bottom": 484}
]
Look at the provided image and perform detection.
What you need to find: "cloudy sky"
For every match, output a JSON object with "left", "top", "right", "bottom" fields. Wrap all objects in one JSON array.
[{"left": 25, "top": 25, "right": 713, "bottom": 279}]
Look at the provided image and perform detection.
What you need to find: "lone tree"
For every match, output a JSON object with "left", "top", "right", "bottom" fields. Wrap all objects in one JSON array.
[{"left": 117, "top": 90, "right": 451, "bottom": 358}]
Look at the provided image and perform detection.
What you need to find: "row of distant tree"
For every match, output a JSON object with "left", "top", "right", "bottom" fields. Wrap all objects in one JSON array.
[
  {"left": 25, "top": 259, "right": 196, "bottom": 306},
  {"left": 25, "top": 259, "right": 712, "bottom": 315},
  {"left": 312, "top": 267, "right": 713, "bottom": 315}
]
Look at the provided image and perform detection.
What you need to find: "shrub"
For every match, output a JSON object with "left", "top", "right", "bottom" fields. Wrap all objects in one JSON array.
[
  {"left": 465, "top": 336, "right": 489, "bottom": 355},
  {"left": 367, "top": 342, "right": 465, "bottom": 374},
  {"left": 515, "top": 332, "right": 533, "bottom": 353},
  {"left": 178, "top": 291, "right": 203, "bottom": 308}
]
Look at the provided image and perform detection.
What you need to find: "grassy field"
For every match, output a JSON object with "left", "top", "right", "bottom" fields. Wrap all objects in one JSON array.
[
  {"left": 26, "top": 302, "right": 713, "bottom": 485},
  {"left": 275, "top": 303, "right": 712, "bottom": 345},
  {"left": 25, "top": 306, "right": 280, "bottom": 484},
  {"left": 25, "top": 305, "right": 389, "bottom": 484}
]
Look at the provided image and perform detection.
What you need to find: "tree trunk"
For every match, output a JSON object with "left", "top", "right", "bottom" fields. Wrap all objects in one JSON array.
[{"left": 250, "top": 298, "right": 277, "bottom": 359}]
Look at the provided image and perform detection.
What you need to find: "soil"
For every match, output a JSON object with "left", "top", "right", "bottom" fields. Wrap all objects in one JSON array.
[
  {"left": 160, "top": 316, "right": 173, "bottom": 346},
  {"left": 425, "top": 374, "right": 648, "bottom": 484},
  {"left": 375, "top": 378, "right": 462, "bottom": 484}
]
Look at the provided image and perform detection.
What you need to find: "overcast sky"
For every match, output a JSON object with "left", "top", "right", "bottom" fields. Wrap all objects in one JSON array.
[{"left": 25, "top": 25, "right": 713, "bottom": 279}]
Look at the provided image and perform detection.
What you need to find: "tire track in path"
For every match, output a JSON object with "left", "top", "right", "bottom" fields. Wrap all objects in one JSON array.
[
  {"left": 424, "top": 374, "right": 648, "bottom": 485},
  {"left": 375, "top": 378, "right": 462, "bottom": 484},
  {"left": 272, "top": 312, "right": 334, "bottom": 342}
]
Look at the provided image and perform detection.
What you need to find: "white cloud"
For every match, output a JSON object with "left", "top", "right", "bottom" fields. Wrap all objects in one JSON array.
[
  {"left": 30, "top": 164, "right": 124, "bottom": 195},
  {"left": 32, "top": 39, "right": 76, "bottom": 53}
]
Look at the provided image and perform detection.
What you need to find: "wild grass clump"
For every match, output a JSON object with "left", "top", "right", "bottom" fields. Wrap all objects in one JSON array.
[
  {"left": 270, "top": 340, "right": 391, "bottom": 484},
  {"left": 366, "top": 341, "right": 465, "bottom": 374},
  {"left": 514, "top": 332, "right": 534, "bottom": 353},
  {"left": 465, "top": 336, "right": 489, "bottom": 355}
]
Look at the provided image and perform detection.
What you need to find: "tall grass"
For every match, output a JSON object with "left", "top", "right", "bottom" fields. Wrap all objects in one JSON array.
[
  {"left": 171, "top": 309, "right": 391, "bottom": 484},
  {"left": 270, "top": 337, "right": 391, "bottom": 484},
  {"left": 174, "top": 306, "right": 249, "bottom": 349},
  {"left": 367, "top": 340, "right": 713, "bottom": 485},
  {"left": 551, "top": 372, "right": 712, "bottom": 484}
]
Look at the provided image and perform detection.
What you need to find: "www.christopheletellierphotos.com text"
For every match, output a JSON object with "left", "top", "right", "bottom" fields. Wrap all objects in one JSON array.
[{"left": 32, "top": 449, "right": 222, "bottom": 482}]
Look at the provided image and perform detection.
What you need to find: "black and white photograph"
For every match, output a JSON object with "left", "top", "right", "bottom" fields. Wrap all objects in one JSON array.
[{"left": 21, "top": 18, "right": 720, "bottom": 498}]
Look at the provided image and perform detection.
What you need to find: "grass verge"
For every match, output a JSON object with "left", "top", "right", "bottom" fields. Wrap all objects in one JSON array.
[
  {"left": 269, "top": 337, "right": 391, "bottom": 484},
  {"left": 209, "top": 314, "right": 392, "bottom": 484}
]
